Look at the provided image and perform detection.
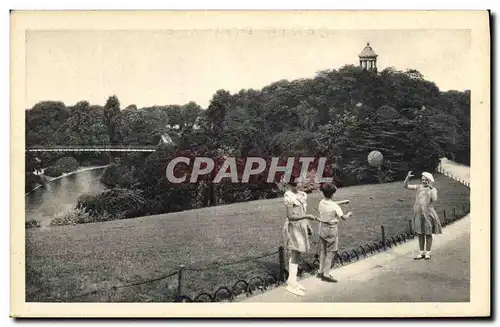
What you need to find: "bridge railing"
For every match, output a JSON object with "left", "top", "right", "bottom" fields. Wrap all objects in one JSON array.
[{"left": 26, "top": 145, "right": 159, "bottom": 151}]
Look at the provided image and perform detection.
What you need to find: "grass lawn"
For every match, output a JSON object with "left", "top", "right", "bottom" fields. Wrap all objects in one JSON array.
[{"left": 26, "top": 173, "right": 470, "bottom": 302}]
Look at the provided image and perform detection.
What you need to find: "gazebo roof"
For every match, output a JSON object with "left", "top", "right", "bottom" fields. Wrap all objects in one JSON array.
[{"left": 358, "top": 42, "right": 378, "bottom": 58}]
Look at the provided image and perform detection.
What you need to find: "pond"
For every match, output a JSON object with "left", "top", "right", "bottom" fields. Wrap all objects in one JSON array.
[{"left": 25, "top": 167, "right": 108, "bottom": 225}]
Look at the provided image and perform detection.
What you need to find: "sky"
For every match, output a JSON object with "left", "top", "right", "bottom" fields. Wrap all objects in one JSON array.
[{"left": 25, "top": 29, "right": 471, "bottom": 109}]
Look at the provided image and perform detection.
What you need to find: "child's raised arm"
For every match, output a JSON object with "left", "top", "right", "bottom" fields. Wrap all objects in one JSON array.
[{"left": 404, "top": 171, "right": 417, "bottom": 190}]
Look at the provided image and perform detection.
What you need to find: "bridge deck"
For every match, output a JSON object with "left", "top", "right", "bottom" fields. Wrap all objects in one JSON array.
[{"left": 26, "top": 146, "right": 158, "bottom": 152}]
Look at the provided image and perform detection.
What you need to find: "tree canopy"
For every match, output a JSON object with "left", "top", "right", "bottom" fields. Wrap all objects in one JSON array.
[{"left": 26, "top": 65, "right": 470, "bottom": 213}]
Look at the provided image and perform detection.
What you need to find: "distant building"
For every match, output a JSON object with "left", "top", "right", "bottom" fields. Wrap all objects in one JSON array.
[
  {"left": 166, "top": 124, "right": 181, "bottom": 130},
  {"left": 158, "top": 133, "right": 175, "bottom": 146},
  {"left": 192, "top": 116, "right": 201, "bottom": 130},
  {"left": 358, "top": 42, "right": 378, "bottom": 71}
]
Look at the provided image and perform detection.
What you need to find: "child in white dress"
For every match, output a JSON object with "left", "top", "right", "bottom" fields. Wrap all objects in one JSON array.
[
  {"left": 404, "top": 171, "right": 442, "bottom": 260},
  {"left": 283, "top": 180, "right": 317, "bottom": 296}
]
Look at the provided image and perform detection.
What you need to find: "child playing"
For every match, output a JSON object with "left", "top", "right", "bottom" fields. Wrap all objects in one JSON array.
[
  {"left": 316, "top": 182, "right": 352, "bottom": 282},
  {"left": 404, "top": 171, "right": 442, "bottom": 260},
  {"left": 283, "top": 179, "right": 317, "bottom": 296}
]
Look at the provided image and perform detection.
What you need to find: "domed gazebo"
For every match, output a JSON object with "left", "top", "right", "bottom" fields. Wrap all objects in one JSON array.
[{"left": 358, "top": 42, "right": 378, "bottom": 71}]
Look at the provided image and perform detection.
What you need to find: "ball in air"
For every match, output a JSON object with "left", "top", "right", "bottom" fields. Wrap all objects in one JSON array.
[{"left": 367, "top": 150, "right": 384, "bottom": 167}]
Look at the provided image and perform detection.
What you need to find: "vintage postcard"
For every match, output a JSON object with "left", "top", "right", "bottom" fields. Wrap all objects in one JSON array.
[{"left": 11, "top": 10, "right": 490, "bottom": 318}]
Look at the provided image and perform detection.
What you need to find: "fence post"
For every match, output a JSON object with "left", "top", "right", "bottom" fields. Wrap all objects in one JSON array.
[
  {"left": 408, "top": 219, "right": 412, "bottom": 235},
  {"left": 176, "top": 265, "right": 185, "bottom": 300},
  {"left": 381, "top": 225, "right": 386, "bottom": 250},
  {"left": 453, "top": 207, "right": 457, "bottom": 220},
  {"left": 278, "top": 246, "right": 286, "bottom": 283},
  {"left": 443, "top": 209, "right": 447, "bottom": 225},
  {"left": 462, "top": 204, "right": 465, "bottom": 214}
]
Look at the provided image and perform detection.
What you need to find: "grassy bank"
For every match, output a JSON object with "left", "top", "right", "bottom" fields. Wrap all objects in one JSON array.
[{"left": 26, "top": 174, "right": 470, "bottom": 302}]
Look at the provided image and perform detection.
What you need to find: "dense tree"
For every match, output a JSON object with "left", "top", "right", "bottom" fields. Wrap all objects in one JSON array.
[
  {"left": 25, "top": 65, "right": 470, "bottom": 215},
  {"left": 26, "top": 101, "right": 69, "bottom": 146},
  {"left": 103, "top": 95, "right": 122, "bottom": 146}
]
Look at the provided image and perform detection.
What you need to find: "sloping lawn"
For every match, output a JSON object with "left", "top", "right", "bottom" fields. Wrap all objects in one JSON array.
[{"left": 26, "top": 174, "right": 470, "bottom": 302}]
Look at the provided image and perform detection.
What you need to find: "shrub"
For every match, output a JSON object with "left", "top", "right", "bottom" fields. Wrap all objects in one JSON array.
[
  {"left": 78, "top": 188, "right": 153, "bottom": 220},
  {"left": 25, "top": 219, "right": 41, "bottom": 229},
  {"left": 276, "top": 175, "right": 287, "bottom": 193},
  {"left": 73, "top": 153, "right": 109, "bottom": 166},
  {"left": 37, "top": 152, "right": 64, "bottom": 167},
  {"left": 345, "top": 161, "right": 399, "bottom": 186},
  {"left": 25, "top": 172, "right": 41, "bottom": 193},
  {"left": 100, "top": 164, "right": 138, "bottom": 188},
  {"left": 297, "top": 169, "right": 321, "bottom": 194},
  {"left": 217, "top": 185, "right": 253, "bottom": 204},
  {"left": 217, "top": 183, "right": 281, "bottom": 205},
  {"left": 77, "top": 194, "right": 99, "bottom": 212},
  {"left": 44, "top": 166, "right": 64, "bottom": 177},
  {"left": 122, "top": 153, "right": 150, "bottom": 167},
  {"left": 89, "top": 210, "right": 122, "bottom": 223},
  {"left": 50, "top": 208, "right": 91, "bottom": 226},
  {"left": 26, "top": 154, "right": 41, "bottom": 173},
  {"left": 55, "top": 156, "right": 79, "bottom": 173},
  {"left": 49, "top": 208, "right": 123, "bottom": 226},
  {"left": 98, "top": 188, "right": 150, "bottom": 218}
]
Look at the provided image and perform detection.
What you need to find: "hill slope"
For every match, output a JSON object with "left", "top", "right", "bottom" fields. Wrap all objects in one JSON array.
[{"left": 26, "top": 174, "right": 470, "bottom": 302}]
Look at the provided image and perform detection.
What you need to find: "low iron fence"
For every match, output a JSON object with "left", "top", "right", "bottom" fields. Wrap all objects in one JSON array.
[{"left": 67, "top": 169, "right": 470, "bottom": 303}]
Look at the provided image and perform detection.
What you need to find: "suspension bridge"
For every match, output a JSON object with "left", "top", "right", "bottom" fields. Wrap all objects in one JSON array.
[
  {"left": 26, "top": 133, "right": 176, "bottom": 153},
  {"left": 26, "top": 145, "right": 158, "bottom": 153}
]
